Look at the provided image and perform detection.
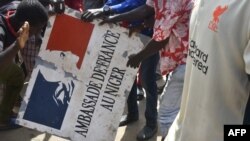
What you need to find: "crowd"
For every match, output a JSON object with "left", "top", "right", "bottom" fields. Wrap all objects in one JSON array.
[{"left": 0, "top": 0, "right": 249, "bottom": 141}]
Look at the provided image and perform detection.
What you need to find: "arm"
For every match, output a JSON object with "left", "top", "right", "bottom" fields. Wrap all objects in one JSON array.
[
  {"left": 100, "top": 4, "right": 154, "bottom": 24},
  {"left": 82, "top": 0, "right": 153, "bottom": 22},
  {"left": 0, "top": 41, "right": 20, "bottom": 71},
  {"left": 0, "top": 22, "right": 29, "bottom": 71},
  {"left": 81, "top": 0, "right": 123, "bottom": 22},
  {"left": 109, "top": 0, "right": 145, "bottom": 14},
  {"left": 127, "top": 38, "right": 169, "bottom": 68},
  {"left": 128, "top": 15, "right": 154, "bottom": 37},
  {"left": 105, "top": 0, "right": 123, "bottom": 6}
]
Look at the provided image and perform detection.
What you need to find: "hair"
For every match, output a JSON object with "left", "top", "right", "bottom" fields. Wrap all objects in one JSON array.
[
  {"left": 15, "top": 0, "right": 48, "bottom": 27},
  {"left": 38, "top": 0, "right": 51, "bottom": 7}
]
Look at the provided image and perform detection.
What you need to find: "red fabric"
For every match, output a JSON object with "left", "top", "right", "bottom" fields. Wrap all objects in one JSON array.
[
  {"left": 146, "top": 0, "right": 193, "bottom": 75},
  {"left": 5, "top": 11, "right": 17, "bottom": 37},
  {"left": 65, "top": 0, "right": 83, "bottom": 12}
]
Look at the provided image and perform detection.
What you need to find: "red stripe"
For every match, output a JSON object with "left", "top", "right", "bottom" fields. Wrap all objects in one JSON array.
[
  {"left": 46, "top": 14, "right": 94, "bottom": 69},
  {"left": 6, "top": 11, "right": 17, "bottom": 37}
]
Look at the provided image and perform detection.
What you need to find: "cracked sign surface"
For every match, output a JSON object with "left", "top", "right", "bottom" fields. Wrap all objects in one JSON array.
[{"left": 16, "top": 8, "right": 149, "bottom": 141}]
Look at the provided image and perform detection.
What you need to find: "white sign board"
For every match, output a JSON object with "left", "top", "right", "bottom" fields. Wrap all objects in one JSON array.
[{"left": 16, "top": 8, "right": 148, "bottom": 141}]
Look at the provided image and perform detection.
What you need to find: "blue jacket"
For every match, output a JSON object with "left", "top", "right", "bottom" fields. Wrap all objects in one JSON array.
[
  {"left": 104, "top": 0, "right": 152, "bottom": 36},
  {"left": 105, "top": 0, "right": 146, "bottom": 14}
]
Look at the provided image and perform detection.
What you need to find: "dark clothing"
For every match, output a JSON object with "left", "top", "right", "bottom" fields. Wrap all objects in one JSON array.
[
  {"left": 244, "top": 95, "right": 250, "bottom": 125},
  {"left": 0, "top": 12, "right": 24, "bottom": 123},
  {"left": 105, "top": 0, "right": 145, "bottom": 14},
  {"left": 127, "top": 52, "right": 159, "bottom": 128},
  {"left": 0, "top": 15, "right": 16, "bottom": 51},
  {"left": 0, "top": 0, "right": 19, "bottom": 15},
  {"left": 83, "top": 0, "right": 104, "bottom": 10}
]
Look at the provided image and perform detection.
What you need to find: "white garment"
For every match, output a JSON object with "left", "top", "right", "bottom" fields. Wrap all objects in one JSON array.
[{"left": 166, "top": 0, "right": 250, "bottom": 141}]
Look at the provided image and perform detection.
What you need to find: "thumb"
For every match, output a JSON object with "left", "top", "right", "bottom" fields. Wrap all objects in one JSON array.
[
  {"left": 128, "top": 29, "right": 133, "bottom": 37},
  {"left": 17, "top": 28, "right": 23, "bottom": 37},
  {"left": 17, "top": 21, "right": 29, "bottom": 36},
  {"left": 99, "top": 19, "right": 107, "bottom": 26},
  {"left": 99, "top": 20, "right": 105, "bottom": 26}
]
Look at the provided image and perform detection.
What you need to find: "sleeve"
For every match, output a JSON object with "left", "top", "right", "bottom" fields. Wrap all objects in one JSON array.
[
  {"left": 105, "top": 0, "right": 123, "bottom": 6},
  {"left": 146, "top": 0, "right": 154, "bottom": 7},
  {"left": 109, "top": 0, "right": 145, "bottom": 14},
  {"left": 152, "top": 0, "right": 193, "bottom": 42}
]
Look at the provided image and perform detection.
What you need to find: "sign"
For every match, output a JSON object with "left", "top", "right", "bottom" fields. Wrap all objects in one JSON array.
[{"left": 16, "top": 8, "right": 148, "bottom": 141}]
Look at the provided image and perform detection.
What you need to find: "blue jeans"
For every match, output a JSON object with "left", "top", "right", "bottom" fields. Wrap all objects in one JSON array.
[
  {"left": 127, "top": 52, "right": 159, "bottom": 128},
  {"left": 158, "top": 64, "right": 186, "bottom": 137}
]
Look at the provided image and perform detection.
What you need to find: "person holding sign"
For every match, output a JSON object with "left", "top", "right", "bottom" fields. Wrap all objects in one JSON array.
[
  {"left": 99, "top": 0, "right": 194, "bottom": 140},
  {"left": 82, "top": 1, "right": 161, "bottom": 140}
]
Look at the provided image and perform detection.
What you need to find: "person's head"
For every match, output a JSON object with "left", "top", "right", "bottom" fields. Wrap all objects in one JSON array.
[{"left": 15, "top": 0, "right": 48, "bottom": 36}]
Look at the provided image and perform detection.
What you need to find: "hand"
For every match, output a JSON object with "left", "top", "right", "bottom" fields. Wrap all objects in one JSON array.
[
  {"left": 81, "top": 8, "right": 104, "bottom": 22},
  {"left": 99, "top": 15, "right": 118, "bottom": 25},
  {"left": 126, "top": 54, "right": 142, "bottom": 68},
  {"left": 16, "top": 21, "right": 29, "bottom": 49},
  {"left": 128, "top": 24, "right": 145, "bottom": 37},
  {"left": 51, "top": 0, "right": 65, "bottom": 14}
]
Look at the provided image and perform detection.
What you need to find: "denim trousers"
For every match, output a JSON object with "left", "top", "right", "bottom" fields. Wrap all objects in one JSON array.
[
  {"left": 0, "top": 63, "right": 24, "bottom": 123},
  {"left": 127, "top": 52, "right": 159, "bottom": 128},
  {"left": 158, "top": 64, "right": 186, "bottom": 137}
]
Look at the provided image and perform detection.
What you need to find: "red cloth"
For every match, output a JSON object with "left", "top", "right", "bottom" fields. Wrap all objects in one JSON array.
[
  {"left": 65, "top": 0, "right": 83, "bottom": 12},
  {"left": 146, "top": 0, "right": 193, "bottom": 75}
]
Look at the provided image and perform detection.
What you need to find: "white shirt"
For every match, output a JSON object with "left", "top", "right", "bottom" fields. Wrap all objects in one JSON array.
[{"left": 166, "top": 0, "right": 250, "bottom": 141}]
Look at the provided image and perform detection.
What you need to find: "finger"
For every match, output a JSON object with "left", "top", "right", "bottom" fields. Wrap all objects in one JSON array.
[
  {"left": 128, "top": 29, "right": 133, "bottom": 37},
  {"left": 17, "top": 22, "right": 27, "bottom": 36},
  {"left": 126, "top": 63, "right": 132, "bottom": 68},
  {"left": 99, "top": 19, "right": 107, "bottom": 26},
  {"left": 81, "top": 11, "right": 86, "bottom": 20},
  {"left": 24, "top": 21, "right": 29, "bottom": 29},
  {"left": 81, "top": 11, "right": 91, "bottom": 21},
  {"left": 48, "top": 10, "right": 56, "bottom": 17},
  {"left": 17, "top": 28, "right": 23, "bottom": 36},
  {"left": 99, "top": 21, "right": 105, "bottom": 26},
  {"left": 21, "top": 22, "right": 30, "bottom": 40},
  {"left": 129, "top": 29, "right": 136, "bottom": 37},
  {"left": 85, "top": 13, "right": 94, "bottom": 22},
  {"left": 128, "top": 54, "right": 135, "bottom": 59},
  {"left": 81, "top": 12, "right": 89, "bottom": 21},
  {"left": 22, "top": 21, "right": 30, "bottom": 34},
  {"left": 131, "top": 63, "right": 139, "bottom": 69},
  {"left": 81, "top": 11, "right": 90, "bottom": 17},
  {"left": 130, "top": 64, "right": 137, "bottom": 69},
  {"left": 126, "top": 60, "right": 130, "bottom": 67},
  {"left": 132, "top": 66, "right": 137, "bottom": 69},
  {"left": 84, "top": 12, "right": 95, "bottom": 22}
]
